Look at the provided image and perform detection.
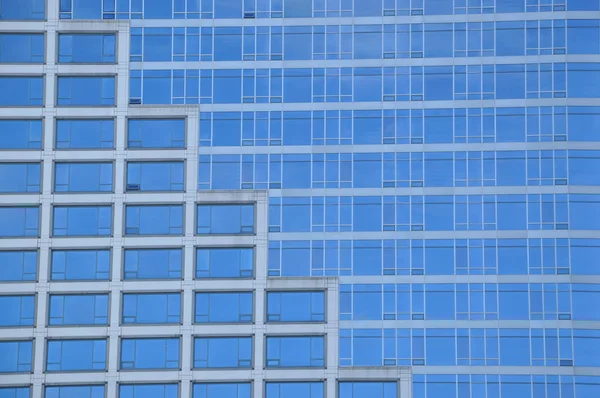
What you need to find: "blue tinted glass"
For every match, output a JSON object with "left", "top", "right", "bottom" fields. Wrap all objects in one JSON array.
[
  {"left": 123, "top": 248, "right": 182, "bottom": 280},
  {"left": 46, "top": 339, "right": 107, "bottom": 371},
  {"left": 0, "top": 251, "right": 37, "bottom": 281},
  {"left": 71, "top": 0, "right": 101, "bottom": 19},
  {"left": 0, "top": 340, "right": 32, "bottom": 372},
  {"left": 193, "top": 337, "right": 252, "bottom": 368},
  {"left": 0, "top": 163, "right": 40, "bottom": 192},
  {"left": 0, "top": 120, "right": 42, "bottom": 149},
  {"left": 44, "top": 385, "right": 105, "bottom": 398},
  {"left": 266, "top": 336, "right": 325, "bottom": 368},
  {"left": 0, "top": 207, "right": 39, "bottom": 237},
  {"left": 266, "top": 382, "right": 324, "bottom": 398},
  {"left": 48, "top": 294, "right": 109, "bottom": 325},
  {"left": 0, "top": 77, "right": 43, "bottom": 106},
  {"left": 120, "top": 338, "right": 180, "bottom": 370},
  {"left": 192, "top": 383, "right": 251, "bottom": 398},
  {"left": 56, "top": 76, "right": 115, "bottom": 106},
  {"left": 195, "top": 247, "right": 254, "bottom": 279},
  {"left": 196, "top": 204, "right": 255, "bottom": 234},
  {"left": 52, "top": 206, "right": 112, "bottom": 236},
  {"left": 0, "top": 295, "right": 35, "bottom": 326},
  {"left": 0, "top": 386, "right": 30, "bottom": 398},
  {"left": 126, "top": 162, "right": 184, "bottom": 191},
  {"left": 125, "top": 205, "right": 183, "bottom": 236},
  {"left": 339, "top": 382, "right": 397, "bottom": 398},
  {"left": 127, "top": 119, "right": 185, "bottom": 149},
  {"left": 55, "top": 119, "right": 114, "bottom": 149},
  {"left": 122, "top": 293, "right": 181, "bottom": 324},
  {"left": 58, "top": 34, "right": 115, "bottom": 63},
  {"left": 267, "top": 291, "right": 325, "bottom": 322},
  {"left": 0, "top": 0, "right": 44, "bottom": 19},
  {"left": 119, "top": 384, "right": 178, "bottom": 398},
  {"left": 50, "top": 249, "right": 110, "bottom": 281},
  {"left": 54, "top": 163, "right": 113, "bottom": 192},
  {"left": 0, "top": 33, "right": 44, "bottom": 62},
  {"left": 194, "top": 292, "right": 253, "bottom": 323}
]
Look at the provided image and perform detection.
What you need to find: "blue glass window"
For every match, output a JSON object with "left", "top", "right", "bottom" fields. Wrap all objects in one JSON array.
[
  {"left": 44, "top": 385, "right": 105, "bottom": 398},
  {"left": 55, "top": 119, "right": 114, "bottom": 149},
  {"left": 119, "top": 384, "right": 178, "bottom": 398},
  {"left": 0, "top": 0, "right": 44, "bottom": 20},
  {"left": 122, "top": 293, "right": 181, "bottom": 324},
  {"left": 48, "top": 294, "right": 109, "bottom": 326},
  {"left": 193, "top": 336, "right": 252, "bottom": 368},
  {"left": 266, "top": 336, "right": 325, "bottom": 368},
  {"left": 0, "top": 77, "right": 43, "bottom": 106},
  {"left": 52, "top": 206, "right": 112, "bottom": 237},
  {"left": 54, "top": 162, "right": 113, "bottom": 192},
  {"left": 0, "top": 340, "right": 32, "bottom": 373},
  {"left": 0, "top": 251, "right": 37, "bottom": 281},
  {"left": 0, "top": 207, "right": 39, "bottom": 237},
  {"left": 0, "top": 387, "right": 30, "bottom": 398},
  {"left": 124, "top": 248, "right": 182, "bottom": 280},
  {"left": 120, "top": 338, "right": 180, "bottom": 370},
  {"left": 195, "top": 247, "right": 254, "bottom": 279},
  {"left": 266, "top": 382, "right": 324, "bottom": 398},
  {"left": 266, "top": 291, "right": 325, "bottom": 322},
  {"left": 0, "top": 120, "right": 42, "bottom": 150},
  {"left": 125, "top": 205, "right": 183, "bottom": 236},
  {"left": 192, "top": 383, "right": 251, "bottom": 398},
  {"left": 56, "top": 76, "right": 115, "bottom": 106},
  {"left": 126, "top": 162, "right": 184, "bottom": 191},
  {"left": 338, "top": 382, "right": 397, "bottom": 398},
  {"left": 58, "top": 34, "right": 115, "bottom": 63},
  {"left": 196, "top": 204, "right": 254, "bottom": 234},
  {"left": 50, "top": 249, "right": 110, "bottom": 281},
  {"left": 46, "top": 339, "right": 107, "bottom": 371},
  {"left": 194, "top": 292, "right": 253, "bottom": 323},
  {"left": 0, "top": 295, "right": 34, "bottom": 326},
  {"left": 127, "top": 119, "right": 185, "bottom": 149},
  {"left": 0, "top": 33, "right": 44, "bottom": 62},
  {"left": 0, "top": 163, "right": 40, "bottom": 193}
]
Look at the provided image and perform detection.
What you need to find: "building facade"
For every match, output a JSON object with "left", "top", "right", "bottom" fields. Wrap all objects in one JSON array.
[{"left": 0, "top": 0, "right": 600, "bottom": 397}]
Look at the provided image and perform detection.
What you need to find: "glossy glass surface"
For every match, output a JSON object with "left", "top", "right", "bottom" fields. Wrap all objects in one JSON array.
[
  {"left": 54, "top": 162, "right": 113, "bottom": 192},
  {"left": 127, "top": 119, "right": 185, "bottom": 149},
  {"left": 44, "top": 385, "right": 105, "bottom": 398},
  {"left": 58, "top": 34, "right": 116, "bottom": 63},
  {"left": 0, "top": 33, "right": 44, "bottom": 62},
  {"left": 46, "top": 339, "right": 107, "bottom": 372},
  {"left": 55, "top": 119, "right": 114, "bottom": 149},
  {"left": 0, "top": 120, "right": 42, "bottom": 150},
  {"left": 0, "top": 340, "right": 32, "bottom": 373},
  {"left": 195, "top": 247, "right": 254, "bottom": 279},
  {"left": 194, "top": 292, "right": 253, "bottom": 323},
  {"left": 192, "top": 383, "right": 251, "bottom": 398},
  {"left": 52, "top": 206, "right": 112, "bottom": 237},
  {"left": 0, "top": 207, "right": 39, "bottom": 238},
  {"left": 193, "top": 336, "right": 252, "bottom": 368},
  {"left": 123, "top": 248, "right": 182, "bottom": 279},
  {"left": 265, "top": 336, "right": 325, "bottom": 368},
  {"left": 196, "top": 204, "right": 254, "bottom": 234},
  {"left": 50, "top": 249, "right": 110, "bottom": 281},
  {"left": 125, "top": 205, "right": 183, "bottom": 235},
  {"left": 122, "top": 293, "right": 181, "bottom": 324},
  {"left": 266, "top": 291, "right": 325, "bottom": 322},
  {"left": 0, "top": 251, "right": 37, "bottom": 281},
  {"left": 56, "top": 76, "right": 115, "bottom": 106},
  {"left": 48, "top": 294, "right": 109, "bottom": 325},
  {"left": 0, "top": 295, "right": 35, "bottom": 326},
  {"left": 120, "top": 338, "right": 180, "bottom": 370}
]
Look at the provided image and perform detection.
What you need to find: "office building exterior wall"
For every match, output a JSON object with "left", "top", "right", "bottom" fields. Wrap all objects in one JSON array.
[{"left": 1, "top": 0, "right": 600, "bottom": 397}]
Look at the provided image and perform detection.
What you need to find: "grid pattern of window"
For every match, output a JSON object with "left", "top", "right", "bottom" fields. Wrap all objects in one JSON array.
[{"left": 2, "top": 0, "right": 600, "bottom": 397}]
